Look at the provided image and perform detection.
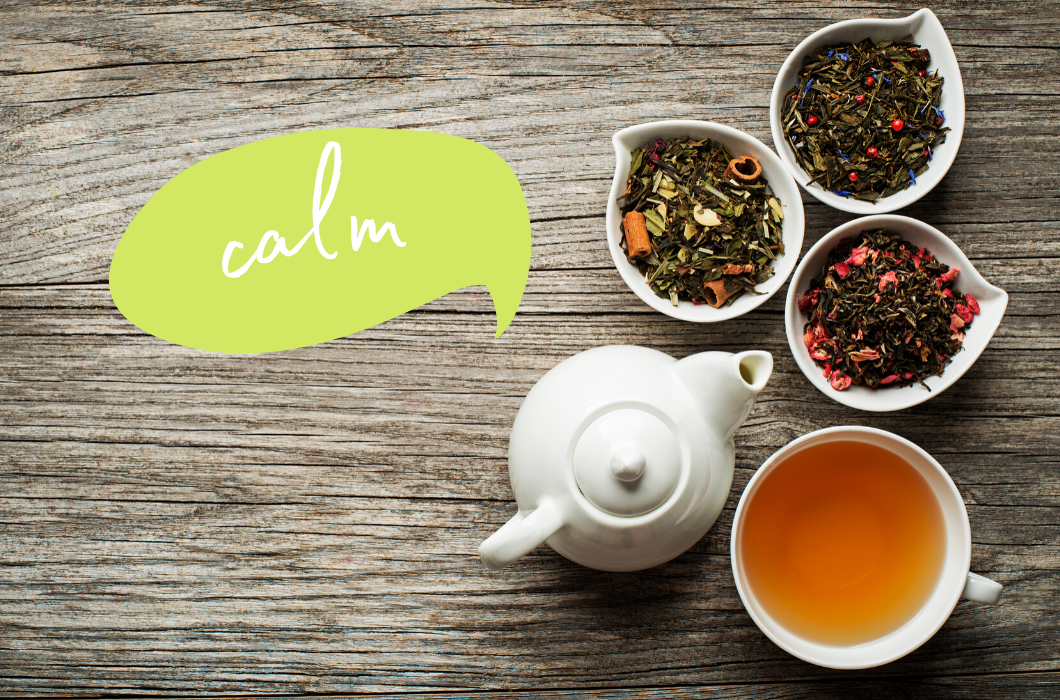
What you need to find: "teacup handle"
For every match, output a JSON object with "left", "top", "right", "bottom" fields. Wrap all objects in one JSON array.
[{"left": 962, "top": 572, "right": 1003, "bottom": 604}]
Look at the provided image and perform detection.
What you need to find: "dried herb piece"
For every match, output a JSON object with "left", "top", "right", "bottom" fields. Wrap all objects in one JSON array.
[
  {"left": 798, "top": 228, "right": 980, "bottom": 390},
  {"left": 781, "top": 38, "right": 949, "bottom": 201},
  {"left": 618, "top": 137, "right": 786, "bottom": 307}
]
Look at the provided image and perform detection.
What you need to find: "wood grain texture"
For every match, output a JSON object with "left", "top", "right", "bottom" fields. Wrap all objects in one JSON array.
[{"left": 1, "top": 0, "right": 1059, "bottom": 696}]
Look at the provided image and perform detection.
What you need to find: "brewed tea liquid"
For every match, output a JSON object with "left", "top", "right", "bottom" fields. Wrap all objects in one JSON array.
[{"left": 739, "top": 440, "right": 946, "bottom": 646}]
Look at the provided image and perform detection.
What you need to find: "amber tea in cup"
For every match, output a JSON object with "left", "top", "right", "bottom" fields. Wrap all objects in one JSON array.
[{"left": 737, "top": 439, "right": 946, "bottom": 646}]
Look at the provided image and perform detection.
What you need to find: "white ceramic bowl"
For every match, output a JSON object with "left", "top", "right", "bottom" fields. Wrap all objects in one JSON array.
[
  {"left": 785, "top": 215, "right": 1007, "bottom": 412},
  {"left": 769, "top": 8, "right": 965, "bottom": 214},
  {"left": 606, "top": 121, "right": 805, "bottom": 322}
]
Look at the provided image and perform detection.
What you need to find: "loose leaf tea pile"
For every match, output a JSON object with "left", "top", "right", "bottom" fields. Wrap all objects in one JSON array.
[
  {"left": 781, "top": 38, "right": 948, "bottom": 201},
  {"left": 619, "top": 137, "right": 785, "bottom": 307},
  {"left": 798, "top": 229, "right": 980, "bottom": 391}
]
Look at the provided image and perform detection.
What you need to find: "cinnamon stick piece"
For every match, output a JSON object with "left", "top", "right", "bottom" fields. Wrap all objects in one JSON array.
[
  {"left": 623, "top": 211, "right": 652, "bottom": 259},
  {"left": 704, "top": 278, "right": 739, "bottom": 308},
  {"left": 723, "top": 155, "right": 762, "bottom": 183}
]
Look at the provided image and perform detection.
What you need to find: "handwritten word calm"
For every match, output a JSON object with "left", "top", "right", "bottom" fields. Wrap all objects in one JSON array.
[{"left": 222, "top": 141, "right": 405, "bottom": 279}]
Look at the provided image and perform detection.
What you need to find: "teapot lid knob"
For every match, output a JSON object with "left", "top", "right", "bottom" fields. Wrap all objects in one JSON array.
[
  {"left": 610, "top": 444, "right": 645, "bottom": 482},
  {"left": 573, "top": 408, "right": 682, "bottom": 516}
]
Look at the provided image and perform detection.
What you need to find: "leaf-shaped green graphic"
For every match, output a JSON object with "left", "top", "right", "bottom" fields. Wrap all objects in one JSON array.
[{"left": 109, "top": 129, "right": 530, "bottom": 353}]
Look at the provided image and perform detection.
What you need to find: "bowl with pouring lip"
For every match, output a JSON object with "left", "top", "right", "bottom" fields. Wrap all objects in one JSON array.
[
  {"left": 607, "top": 120, "right": 805, "bottom": 322},
  {"left": 769, "top": 8, "right": 965, "bottom": 214},
  {"left": 785, "top": 214, "right": 1007, "bottom": 412}
]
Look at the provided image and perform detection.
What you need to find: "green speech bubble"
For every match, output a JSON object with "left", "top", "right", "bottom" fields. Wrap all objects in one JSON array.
[{"left": 108, "top": 129, "right": 531, "bottom": 353}]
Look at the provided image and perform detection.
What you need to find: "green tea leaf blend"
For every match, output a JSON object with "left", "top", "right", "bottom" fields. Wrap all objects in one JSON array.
[
  {"left": 781, "top": 39, "right": 949, "bottom": 201},
  {"left": 798, "top": 228, "right": 980, "bottom": 391},
  {"left": 619, "top": 137, "right": 785, "bottom": 307}
]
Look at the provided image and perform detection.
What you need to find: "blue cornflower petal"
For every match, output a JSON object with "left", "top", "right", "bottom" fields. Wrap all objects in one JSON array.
[
  {"left": 837, "top": 53, "right": 851, "bottom": 61},
  {"left": 931, "top": 106, "right": 946, "bottom": 121},
  {"left": 833, "top": 189, "right": 854, "bottom": 196},
  {"left": 828, "top": 50, "right": 834, "bottom": 58},
  {"left": 908, "top": 169, "right": 917, "bottom": 185},
  {"left": 837, "top": 151, "right": 851, "bottom": 163},
  {"left": 799, "top": 78, "right": 814, "bottom": 108}
]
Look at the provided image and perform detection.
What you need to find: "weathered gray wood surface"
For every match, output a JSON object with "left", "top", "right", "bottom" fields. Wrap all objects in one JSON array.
[{"left": 1, "top": 0, "right": 1058, "bottom": 696}]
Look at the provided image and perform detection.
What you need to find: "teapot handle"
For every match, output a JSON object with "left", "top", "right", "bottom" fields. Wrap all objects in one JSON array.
[{"left": 478, "top": 500, "right": 565, "bottom": 571}]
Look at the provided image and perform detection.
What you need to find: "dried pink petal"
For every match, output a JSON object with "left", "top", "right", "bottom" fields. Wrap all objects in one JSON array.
[
  {"left": 942, "top": 287, "right": 953, "bottom": 298},
  {"left": 835, "top": 262, "right": 851, "bottom": 278},
  {"left": 939, "top": 267, "right": 959, "bottom": 283},
  {"left": 878, "top": 270, "right": 898, "bottom": 291},
  {"left": 845, "top": 247, "right": 870, "bottom": 266},
  {"left": 880, "top": 374, "right": 900, "bottom": 385},
  {"left": 966, "top": 294, "right": 980, "bottom": 314},
  {"left": 829, "top": 370, "right": 852, "bottom": 391},
  {"left": 798, "top": 288, "right": 820, "bottom": 312},
  {"left": 809, "top": 338, "right": 836, "bottom": 360},
  {"left": 949, "top": 314, "right": 966, "bottom": 332}
]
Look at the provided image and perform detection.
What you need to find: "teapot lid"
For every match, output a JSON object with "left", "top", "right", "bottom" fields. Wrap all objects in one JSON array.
[{"left": 573, "top": 408, "right": 681, "bottom": 516}]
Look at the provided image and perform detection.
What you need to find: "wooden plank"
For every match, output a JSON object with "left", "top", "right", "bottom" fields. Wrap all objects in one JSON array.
[{"left": 138, "top": 672, "right": 1060, "bottom": 698}]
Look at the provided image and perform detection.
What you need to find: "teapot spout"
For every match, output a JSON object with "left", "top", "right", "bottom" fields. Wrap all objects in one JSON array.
[{"left": 673, "top": 350, "right": 772, "bottom": 443}]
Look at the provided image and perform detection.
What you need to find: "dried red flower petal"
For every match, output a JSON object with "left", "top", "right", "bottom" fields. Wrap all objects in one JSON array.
[
  {"left": 954, "top": 303, "right": 973, "bottom": 324},
  {"left": 845, "top": 246, "right": 870, "bottom": 266},
  {"left": 798, "top": 288, "right": 821, "bottom": 312},
  {"left": 809, "top": 341, "right": 833, "bottom": 361},
  {"left": 966, "top": 294, "right": 980, "bottom": 314},
  {"left": 949, "top": 314, "right": 966, "bottom": 332},
  {"left": 829, "top": 370, "right": 852, "bottom": 391},
  {"left": 939, "top": 267, "right": 959, "bottom": 284},
  {"left": 878, "top": 270, "right": 898, "bottom": 291},
  {"left": 835, "top": 262, "right": 851, "bottom": 278},
  {"left": 880, "top": 374, "right": 900, "bottom": 384}
]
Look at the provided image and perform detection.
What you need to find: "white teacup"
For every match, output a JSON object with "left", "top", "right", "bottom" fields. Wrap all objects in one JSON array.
[{"left": 731, "top": 426, "right": 1002, "bottom": 669}]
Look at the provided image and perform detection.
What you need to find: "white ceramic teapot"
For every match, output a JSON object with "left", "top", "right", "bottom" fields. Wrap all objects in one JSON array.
[{"left": 479, "top": 345, "right": 772, "bottom": 572}]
